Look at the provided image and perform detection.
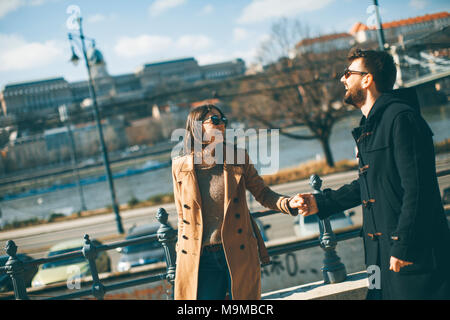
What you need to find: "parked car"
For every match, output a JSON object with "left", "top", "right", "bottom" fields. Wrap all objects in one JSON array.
[
  {"left": 31, "top": 238, "right": 111, "bottom": 288},
  {"left": 116, "top": 223, "right": 167, "bottom": 272},
  {"left": 293, "top": 210, "right": 354, "bottom": 237},
  {"left": 0, "top": 254, "right": 38, "bottom": 292}
]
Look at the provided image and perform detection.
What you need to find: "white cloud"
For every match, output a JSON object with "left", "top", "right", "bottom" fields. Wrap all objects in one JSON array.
[
  {"left": 86, "top": 13, "right": 117, "bottom": 24},
  {"left": 114, "top": 34, "right": 213, "bottom": 59},
  {"left": 0, "top": 34, "right": 64, "bottom": 71},
  {"left": 28, "top": 0, "right": 47, "bottom": 5},
  {"left": 149, "top": 0, "right": 187, "bottom": 17},
  {"left": 258, "top": 33, "right": 271, "bottom": 43},
  {"left": 233, "top": 27, "right": 249, "bottom": 42},
  {"left": 200, "top": 4, "right": 214, "bottom": 15},
  {"left": 0, "top": 0, "right": 24, "bottom": 18},
  {"left": 176, "top": 35, "right": 212, "bottom": 50},
  {"left": 237, "top": 0, "right": 334, "bottom": 24},
  {"left": 409, "top": 0, "right": 427, "bottom": 10},
  {"left": 114, "top": 34, "right": 173, "bottom": 58},
  {"left": 0, "top": 0, "right": 58, "bottom": 19},
  {"left": 87, "top": 13, "right": 106, "bottom": 24}
]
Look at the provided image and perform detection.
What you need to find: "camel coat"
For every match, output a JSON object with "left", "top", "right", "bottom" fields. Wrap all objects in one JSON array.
[{"left": 171, "top": 145, "right": 294, "bottom": 300}]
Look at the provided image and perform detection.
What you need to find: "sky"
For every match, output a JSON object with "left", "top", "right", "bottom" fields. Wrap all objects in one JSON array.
[{"left": 0, "top": 0, "right": 449, "bottom": 89}]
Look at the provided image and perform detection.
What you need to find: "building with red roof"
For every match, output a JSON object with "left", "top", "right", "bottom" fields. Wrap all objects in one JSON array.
[
  {"left": 349, "top": 11, "right": 449, "bottom": 45},
  {"left": 295, "top": 11, "right": 449, "bottom": 54}
]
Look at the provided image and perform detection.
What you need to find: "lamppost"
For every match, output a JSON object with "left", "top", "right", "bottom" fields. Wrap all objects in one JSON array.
[
  {"left": 68, "top": 16, "right": 124, "bottom": 234},
  {"left": 372, "top": 0, "right": 387, "bottom": 51},
  {"left": 58, "top": 104, "right": 87, "bottom": 212}
]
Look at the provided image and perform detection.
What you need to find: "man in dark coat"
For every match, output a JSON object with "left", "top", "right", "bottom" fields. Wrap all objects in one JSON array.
[{"left": 292, "top": 48, "right": 450, "bottom": 299}]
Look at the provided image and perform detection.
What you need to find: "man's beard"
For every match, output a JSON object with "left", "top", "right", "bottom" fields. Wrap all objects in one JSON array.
[{"left": 344, "top": 84, "right": 366, "bottom": 109}]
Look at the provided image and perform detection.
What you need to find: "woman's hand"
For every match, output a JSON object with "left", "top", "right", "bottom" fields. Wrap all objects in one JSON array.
[{"left": 289, "top": 193, "right": 319, "bottom": 216}]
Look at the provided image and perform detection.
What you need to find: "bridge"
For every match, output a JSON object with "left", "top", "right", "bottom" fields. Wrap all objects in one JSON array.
[
  {"left": 391, "top": 26, "right": 450, "bottom": 101},
  {"left": 402, "top": 68, "right": 450, "bottom": 88}
]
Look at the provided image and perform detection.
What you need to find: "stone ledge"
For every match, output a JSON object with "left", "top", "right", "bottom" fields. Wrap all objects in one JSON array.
[{"left": 262, "top": 271, "right": 368, "bottom": 300}]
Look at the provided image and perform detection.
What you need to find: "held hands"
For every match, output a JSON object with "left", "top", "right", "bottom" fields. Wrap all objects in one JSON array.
[
  {"left": 389, "top": 256, "right": 413, "bottom": 272},
  {"left": 289, "top": 193, "right": 319, "bottom": 216}
]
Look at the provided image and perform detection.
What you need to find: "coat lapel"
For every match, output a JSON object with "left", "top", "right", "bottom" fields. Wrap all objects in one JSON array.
[{"left": 178, "top": 154, "right": 202, "bottom": 209}]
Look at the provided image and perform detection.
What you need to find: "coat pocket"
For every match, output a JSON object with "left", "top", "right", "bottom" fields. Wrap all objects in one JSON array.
[
  {"left": 390, "top": 245, "right": 437, "bottom": 275},
  {"left": 394, "top": 260, "right": 435, "bottom": 275}
]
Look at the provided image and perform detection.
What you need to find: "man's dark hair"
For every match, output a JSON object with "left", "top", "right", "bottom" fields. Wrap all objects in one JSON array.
[{"left": 347, "top": 48, "right": 397, "bottom": 92}]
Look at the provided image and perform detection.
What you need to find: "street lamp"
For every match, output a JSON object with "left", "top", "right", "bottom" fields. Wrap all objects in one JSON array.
[
  {"left": 372, "top": 0, "right": 387, "bottom": 51},
  {"left": 59, "top": 104, "right": 87, "bottom": 212},
  {"left": 68, "top": 16, "right": 124, "bottom": 234}
]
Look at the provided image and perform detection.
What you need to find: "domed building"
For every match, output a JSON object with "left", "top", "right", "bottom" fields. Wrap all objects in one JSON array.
[
  {"left": 70, "top": 43, "right": 116, "bottom": 102},
  {"left": 87, "top": 43, "right": 109, "bottom": 79}
]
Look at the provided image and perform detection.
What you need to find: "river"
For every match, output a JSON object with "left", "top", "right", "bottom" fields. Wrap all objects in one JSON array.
[{"left": 1, "top": 104, "right": 449, "bottom": 224}]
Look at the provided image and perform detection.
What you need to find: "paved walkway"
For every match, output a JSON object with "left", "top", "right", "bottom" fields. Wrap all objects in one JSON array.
[{"left": 262, "top": 271, "right": 368, "bottom": 300}]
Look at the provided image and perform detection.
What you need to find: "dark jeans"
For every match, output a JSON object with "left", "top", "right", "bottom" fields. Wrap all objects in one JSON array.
[{"left": 197, "top": 246, "right": 232, "bottom": 300}]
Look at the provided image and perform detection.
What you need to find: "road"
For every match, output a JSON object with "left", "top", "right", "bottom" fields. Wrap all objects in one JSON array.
[{"left": 1, "top": 155, "right": 449, "bottom": 273}]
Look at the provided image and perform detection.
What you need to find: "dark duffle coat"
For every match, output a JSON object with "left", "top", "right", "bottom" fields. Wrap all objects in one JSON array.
[
  {"left": 171, "top": 145, "right": 295, "bottom": 300},
  {"left": 314, "top": 92, "right": 450, "bottom": 300}
]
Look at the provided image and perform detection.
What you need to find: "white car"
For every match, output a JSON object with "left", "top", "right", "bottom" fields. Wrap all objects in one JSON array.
[{"left": 293, "top": 210, "right": 354, "bottom": 238}]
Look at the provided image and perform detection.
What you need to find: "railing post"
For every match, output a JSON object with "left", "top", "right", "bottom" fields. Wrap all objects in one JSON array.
[
  {"left": 310, "top": 174, "right": 347, "bottom": 284},
  {"left": 4, "top": 240, "right": 29, "bottom": 300},
  {"left": 156, "top": 208, "right": 177, "bottom": 286},
  {"left": 82, "top": 234, "right": 106, "bottom": 300}
]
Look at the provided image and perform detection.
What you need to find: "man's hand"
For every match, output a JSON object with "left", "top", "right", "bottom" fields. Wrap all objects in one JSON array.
[
  {"left": 389, "top": 256, "right": 413, "bottom": 272},
  {"left": 289, "top": 193, "right": 319, "bottom": 216}
]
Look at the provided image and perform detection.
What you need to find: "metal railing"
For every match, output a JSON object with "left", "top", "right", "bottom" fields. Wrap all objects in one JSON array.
[
  {"left": 0, "top": 207, "right": 177, "bottom": 300},
  {"left": 0, "top": 214, "right": 359, "bottom": 300},
  {"left": 1, "top": 170, "right": 448, "bottom": 300}
]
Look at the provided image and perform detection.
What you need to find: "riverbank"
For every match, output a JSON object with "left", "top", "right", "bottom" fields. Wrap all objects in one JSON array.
[
  {"left": 0, "top": 151, "right": 172, "bottom": 198},
  {"left": 2, "top": 139, "right": 449, "bottom": 232},
  {"left": 0, "top": 158, "right": 358, "bottom": 231}
]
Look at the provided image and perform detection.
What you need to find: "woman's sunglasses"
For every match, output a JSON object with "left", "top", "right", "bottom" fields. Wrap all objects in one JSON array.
[
  {"left": 203, "top": 115, "right": 228, "bottom": 126},
  {"left": 343, "top": 68, "right": 368, "bottom": 79}
]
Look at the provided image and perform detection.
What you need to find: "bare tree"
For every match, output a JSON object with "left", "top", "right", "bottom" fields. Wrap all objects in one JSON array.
[{"left": 231, "top": 18, "right": 354, "bottom": 167}]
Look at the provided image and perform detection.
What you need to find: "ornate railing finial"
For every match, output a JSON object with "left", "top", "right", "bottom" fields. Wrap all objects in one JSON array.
[
  {"left": 156, "top": 208, "right": 177, "bottom": 290},
  {"left": 5, "top": 240, "right": 29, "bottom": 299},
  {"left": 310, "top": 174, "right": 347, "bottom": 284}
]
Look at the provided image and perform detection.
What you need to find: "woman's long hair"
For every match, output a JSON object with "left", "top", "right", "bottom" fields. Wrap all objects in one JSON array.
[{"left": 183, "top": 104, "right": 226, "bottom": 155}]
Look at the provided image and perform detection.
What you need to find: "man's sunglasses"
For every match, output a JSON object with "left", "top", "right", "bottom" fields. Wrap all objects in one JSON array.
[
  {"left": 343, "top": 68, "right": 369, "bottom": 79},
  {"left": 203, "top": 115, "right": 228, "bottom": 126}
]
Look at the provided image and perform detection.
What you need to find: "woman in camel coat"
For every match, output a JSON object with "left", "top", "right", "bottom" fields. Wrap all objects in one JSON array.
[{"left": 171, "top": 104, "right": 298, "bottom": 300}]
